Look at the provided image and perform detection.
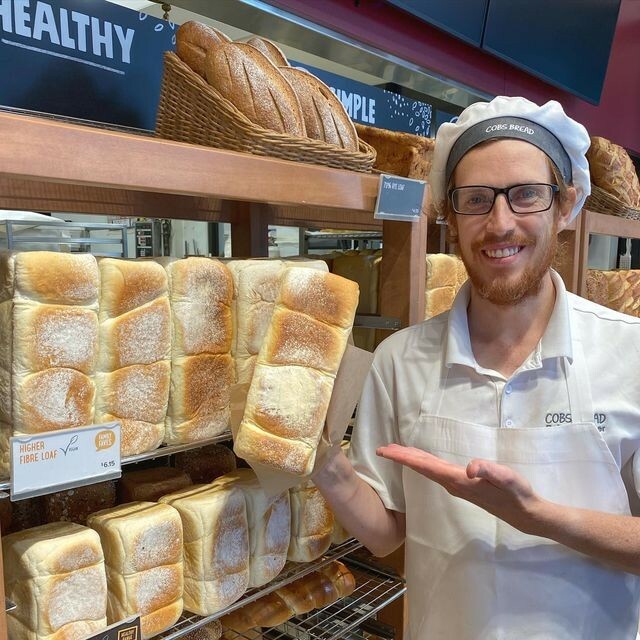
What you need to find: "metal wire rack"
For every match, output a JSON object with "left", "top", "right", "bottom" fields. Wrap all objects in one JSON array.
[{"left": 154, "top": 539, "right": 402, "bottom": 640}]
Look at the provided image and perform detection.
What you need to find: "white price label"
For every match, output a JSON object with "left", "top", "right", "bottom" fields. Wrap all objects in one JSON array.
[{"left": 10, "top": 422, "right": 121, "bottom": 500}]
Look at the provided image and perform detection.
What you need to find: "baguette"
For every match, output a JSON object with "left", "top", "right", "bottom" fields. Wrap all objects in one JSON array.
[{"left": 205, "top": 42, "right": 305, "bottom": 137}]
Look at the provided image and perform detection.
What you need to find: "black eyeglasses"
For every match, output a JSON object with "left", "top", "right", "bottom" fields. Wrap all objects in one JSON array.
[{"left": 449, "top": 183, "right": 560, "bottom": 215}]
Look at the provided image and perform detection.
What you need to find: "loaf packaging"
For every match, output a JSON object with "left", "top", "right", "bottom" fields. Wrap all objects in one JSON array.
[
  {"left": 0, "top": 251, "right": 100, "bottom": 475},
  {"left": 234, "top": 267, "right": 359, "bottom": 476},
  {"left": 214, "top": 468, "right": 291, "bottom": 587},
  {"left": 87, "top": 501, "right": 184, "bottom": 639},
  {"left": 94, "top": 258, "right": 171, "bottom": 456},
  {"left": 3, "top": 522, "right": 108, "bottom": 640},
  {"left": 159, "top": 483, "right": 249, "bottom": 616},
  {"left": 158, "top": 257, "right": 234, "bottom": 444}
]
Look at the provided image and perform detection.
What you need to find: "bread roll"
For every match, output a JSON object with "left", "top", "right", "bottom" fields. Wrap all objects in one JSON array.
[
  {"left": 44, "top": 480, "right": 116, "bottom": 525},
  {"left": 3, "top": 522, "right": 108, "bottom": 640},
  {"left": 117, "top": 467, "right": 192, "bottom": 503},
  {"left": 0, "top": 251, "right": 99, "bottom": 476},
  {"left": 183, "top": 620, "right": 223, "bottom": 640},
  {"left": 174, "top": 443, "right": 237, "bottom": 483},
  {"left": 356, "top": 123, "right": 435, "bottom": 180},
  {"left": 279, "top": 67, "right": 358, "bottom": 151},
  {"left": 288, "top": 479, "right": 334, "bottom": 562},
  {"left": 159, "top": 484, "right": 249, "bottom": 616},
  {"left": 214, "top": 468, "right": 290, "bottom": 587},
  {"left": 586, "top": 136, "right": 640, "bottom": 207},
  {"left": 235, "top": 268, "right": 359, "bottom": 476},
  {"left": 95, "top": 259, "right": 171, "bottom": 457},
  {"left": 222, "top": 561, "right": 355, "bottom": 631},
  {"left": 227, "top": 259, "right": 328, "bottom": 385},
  {"left": 177, "top": 20, "right": 230, "bottom": 77},
  {"left": 159, "top": 257, "right": 234, "bottom": 444},
  {"left": 205, "top": 42, "right": 305, "bottom": 136},
  {"left": 87, "top": 501, "right": 183, "bottom": 639},
  {"left": 245, "top": 36, "right": 289, "bottom": 66}
]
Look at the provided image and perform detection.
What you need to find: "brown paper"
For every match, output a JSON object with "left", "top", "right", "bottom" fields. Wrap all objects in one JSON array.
[{"left": 231, "top": 344, "right": 374, "bottom": 497}]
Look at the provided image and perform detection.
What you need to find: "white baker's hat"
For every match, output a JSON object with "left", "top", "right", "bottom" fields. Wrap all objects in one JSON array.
[{"left": 429, "top": 96, "right": 591, "bottom": 221}]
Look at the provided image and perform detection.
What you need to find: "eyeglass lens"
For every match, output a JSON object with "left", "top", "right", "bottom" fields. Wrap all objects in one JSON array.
[{"left": 451, "top": 184, "right": 556, "bottom": 215}]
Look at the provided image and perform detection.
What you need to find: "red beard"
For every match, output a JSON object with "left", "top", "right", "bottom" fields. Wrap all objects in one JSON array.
[{"left": 462, "top": 223, "right": 558, "bottom": 306}]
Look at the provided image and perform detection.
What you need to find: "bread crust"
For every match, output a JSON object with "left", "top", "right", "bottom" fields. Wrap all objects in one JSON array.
[{"left": 176, "top": 21, "right": 230, "bottom": 77}]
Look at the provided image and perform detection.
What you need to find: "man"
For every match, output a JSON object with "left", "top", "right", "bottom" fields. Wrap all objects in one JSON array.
[{"left": 312, "top": 96, "right": 640, "bottom": 639}]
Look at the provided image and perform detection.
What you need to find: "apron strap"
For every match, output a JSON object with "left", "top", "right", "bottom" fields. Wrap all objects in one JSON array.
[{"left": 564, "top": 337, "right": 594, "bottom": 425}]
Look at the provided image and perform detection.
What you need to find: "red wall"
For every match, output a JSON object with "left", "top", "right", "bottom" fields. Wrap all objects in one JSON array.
[{"left": 270, "top": 0, "right": 640, "bottom": 154}]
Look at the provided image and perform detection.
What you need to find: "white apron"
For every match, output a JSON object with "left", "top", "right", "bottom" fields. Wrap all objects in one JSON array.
[{"left": 403, "top": 338, "right": 640, "bottom": 639}]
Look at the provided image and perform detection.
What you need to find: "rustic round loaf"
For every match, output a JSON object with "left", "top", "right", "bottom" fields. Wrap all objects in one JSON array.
[
  {"left": 279, "top": 66, "right": 358, "bottom": 151},
  {"left": 205, "top": 42, "right": 305, "bottom": 137},
  {"left": 586, "top": 136, "right": 640, "bottom": 207},
  {"left": 246, "top": 36, "right": 289, "bottom": 66},
  {"left": 176, "top": 20, "right": 230, "bottom": 78}
]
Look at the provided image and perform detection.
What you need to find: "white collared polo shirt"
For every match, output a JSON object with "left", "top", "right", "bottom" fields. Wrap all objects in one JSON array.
[{"left": 350, "top": 270, "right": 640, "bottom": 514}]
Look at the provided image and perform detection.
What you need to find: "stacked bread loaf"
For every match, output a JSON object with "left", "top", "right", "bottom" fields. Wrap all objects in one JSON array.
[
  {"left": 234, "top": 267, "right": 359, "bottom": 476},
  {"left": 586, "top": 269, "right": 640, "bottom": 317},
  {"left": 44, "top": 480, "right": 116, "bottom": 525},
  {"left": 586, "top": 136, "right": 640, "bottom": 207},
  {"left": 221, "top": 560, "right": 355, "bottom": 632},
  {"left": 117, "top": 466, "right": 192, "bottom": 503},
  {"left": 214, "top": 468, "right": 291, "bottom": 587},
  {"left": 226, "top": 259, "right": 328, "bottom": 385},
  {"left": 0, "top": 251, "right": 100, "bottom": 475},
  {"left": 288, "top": 479, "right": 334, "bottom": 562},
  {"left": 95, "top": 259, "right": 171, "bottom": 456},
  {"left": 88, "top": 501, "right": 184, "bottom": 639},
  {"left": 3, "top": 522, "right": 108, "bottom": 639},
  {"left": 159, "top": 257, "right": 234, "bottom": 443},
  {"left": 425, "top": 254, "right": 468, "bottom": 319},
  {"left": 159, "top": 483, "right": 249, "bottom": 616},
  {"left": 175, "top": 22, "right": 359, "bottom": 150},
  {"left": 355, "top": 123, "right": 435, "bottom": 180},
  {"left": 174, "top": 443, "right": 237, "bottom": 483}
]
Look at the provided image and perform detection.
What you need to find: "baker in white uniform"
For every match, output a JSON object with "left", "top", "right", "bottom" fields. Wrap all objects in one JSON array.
[{"left": 313, "top": 96, "right": 640, "bottom": 639}]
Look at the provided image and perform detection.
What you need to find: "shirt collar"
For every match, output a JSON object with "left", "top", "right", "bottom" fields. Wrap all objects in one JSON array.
[{"left": 444, "top": 269, "right": 573, "bottom": 368}]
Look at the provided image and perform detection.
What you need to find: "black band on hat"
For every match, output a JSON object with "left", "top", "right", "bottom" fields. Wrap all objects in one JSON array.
[{"left": 445, "top": 116, "right": 572, "bottom": 187}]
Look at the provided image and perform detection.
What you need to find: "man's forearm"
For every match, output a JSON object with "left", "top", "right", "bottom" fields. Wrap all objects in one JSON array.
[
  {"left": 313, "top": 449, "right": 405, "bottom": 557},
  {"left": 530, "top": 500, "right": 640, "bottom": 575}
]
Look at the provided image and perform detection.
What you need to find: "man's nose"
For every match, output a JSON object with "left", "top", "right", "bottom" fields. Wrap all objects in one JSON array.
[{"left": 485, "top": 193, "right": 516, "bottom": 233}]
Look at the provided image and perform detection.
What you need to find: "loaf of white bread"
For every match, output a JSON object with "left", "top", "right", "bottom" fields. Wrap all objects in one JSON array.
[
  {"left": 159, "top": 483, "right": 249, "bottom": 616},
  {"left": 87, "top": 501, "right": 183, "bottom": 639},
  {"left": 332, "top": 251, "right": 381, "bottom": 351},
  {"left": 3, "top": 522, "right": 108, "bottom": 640},
  {"left": 158, "top": 257, "right": 234, "bottom": 443},
  {"left": 213, "top": 468, "right": 290, "bottom": 587},
  {"left": 288, "top": 479, "right": 334, "bottom": 562},
  {"left": 234, "top": 268, "right": 359, "bottom": 475},
  {"left": 94, "top": 259, "right": 171, "bottom": 456},
  {"left": 425, "top": 253, "right": 468, "bottom": 319},
  {"left": 0, "top": 251, "right": 100, "bottom": 476},
  {"left": 221, "top": 560, "right": 355, "bottom": 632},
  {"left": 226, "top": 259, "right": 328, "bottom": 385}
]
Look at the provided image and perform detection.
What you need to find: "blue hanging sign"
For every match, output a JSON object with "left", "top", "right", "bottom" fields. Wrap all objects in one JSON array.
[
  {"left": 292, "top": 60, "right": 433, "bottom": 137},
  {"left": 0, "top": 0, "right": 175, "bottom": 129}
]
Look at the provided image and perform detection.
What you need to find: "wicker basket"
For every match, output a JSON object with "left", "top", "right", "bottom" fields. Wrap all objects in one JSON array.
[
  {"left": 584, "top": 183, "right": 640, "bottom": 221},
  {"left": 155, "top": 52, "right": 376, "bottom": 173}
]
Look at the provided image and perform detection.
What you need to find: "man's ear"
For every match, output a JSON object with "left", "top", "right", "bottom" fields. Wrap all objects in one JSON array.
[{"left": 556, "top": 187, "right": 578, "bottom": 232}]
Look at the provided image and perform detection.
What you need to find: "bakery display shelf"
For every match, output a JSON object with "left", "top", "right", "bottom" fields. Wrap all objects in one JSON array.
[
  {"left": 0, "top": 432, "right": 232, "bottom": 495},
  {"left": 155, "top": 539, "right": 363, "bottom": 640},
  {"left": 227, "top": 561, "right": 406, "bottom": 640}
]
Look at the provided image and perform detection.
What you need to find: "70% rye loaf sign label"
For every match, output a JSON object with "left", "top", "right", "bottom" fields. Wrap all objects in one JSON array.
[{"left": 10, "top": 421, "right": 121, "bottom": 500}]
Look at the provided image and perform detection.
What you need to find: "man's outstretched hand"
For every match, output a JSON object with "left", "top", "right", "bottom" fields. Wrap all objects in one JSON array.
[{"left": 376, "top": 444, "right": 545, "bottom": 535}]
